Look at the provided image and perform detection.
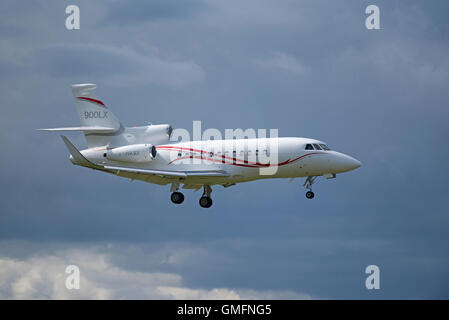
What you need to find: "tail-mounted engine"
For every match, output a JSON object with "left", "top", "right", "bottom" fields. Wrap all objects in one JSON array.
[{"left": 106, "top": 144, "right": 157, "bottom": 163}]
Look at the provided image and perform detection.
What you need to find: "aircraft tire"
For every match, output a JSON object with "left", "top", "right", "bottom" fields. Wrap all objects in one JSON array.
[
  {"left": 199, "top": 196, "right": 213, "bottom": 208},
  {"left": 305, "top": 191, "right": 314, "bottom": 199},
  {"left": 171, "top": 192, "right": 184, "bottom": 204}
]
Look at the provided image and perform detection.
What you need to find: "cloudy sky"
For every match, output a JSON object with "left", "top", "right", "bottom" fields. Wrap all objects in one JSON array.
[{"left": 1, "top": 0, "right": 449, "bottom": 299}]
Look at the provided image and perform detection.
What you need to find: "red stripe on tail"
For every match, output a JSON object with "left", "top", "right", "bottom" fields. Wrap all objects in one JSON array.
[{"left": 77, "top": 97, "right": 105, "bottom": 107}]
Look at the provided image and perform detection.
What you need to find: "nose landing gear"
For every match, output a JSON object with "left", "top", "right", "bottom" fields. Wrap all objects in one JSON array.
[{"left": 303, "top": 176, "right": 317, "bottom": 199}]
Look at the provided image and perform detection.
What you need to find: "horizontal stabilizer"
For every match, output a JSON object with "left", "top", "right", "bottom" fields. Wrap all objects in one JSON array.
[{"left": 38, "top": 126, "right": 117, "bottom": 133}]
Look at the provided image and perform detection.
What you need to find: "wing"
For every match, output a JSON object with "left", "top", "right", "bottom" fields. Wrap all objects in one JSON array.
[
  {"left": 103, "top": 165, "right": 229, "bottom": 178},
  {"left": 60, "top": 135, "right": 102, "bottom": 169}
]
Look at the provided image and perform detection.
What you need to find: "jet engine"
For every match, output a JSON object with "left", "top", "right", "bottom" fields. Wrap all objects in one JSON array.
[{"left": 106, "top": 144, "right": 157, "bottom": 163}]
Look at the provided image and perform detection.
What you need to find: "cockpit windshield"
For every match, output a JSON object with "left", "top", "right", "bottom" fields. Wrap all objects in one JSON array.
[{"left": 305, "top": 143, "right": 331, "bottom": 151}]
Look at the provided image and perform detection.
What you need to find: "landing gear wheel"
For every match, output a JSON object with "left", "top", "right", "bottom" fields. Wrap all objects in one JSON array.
[
  {"left": 305, "top": 191, "right": 314, "bottom": 199},
  {"left": 199, "top": 196, "right": 213, "bottom": 208},
  {"left": 171, "top": 192, "right": 184, "bottom": 204}
]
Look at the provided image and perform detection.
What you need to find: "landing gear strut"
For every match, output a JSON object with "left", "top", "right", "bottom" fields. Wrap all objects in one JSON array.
[
  {"left": 199, "top": 185, "right": 213, "bottom": 208},
  {"left": 303, "top": 176, "right": 317, "bottom": 199}
]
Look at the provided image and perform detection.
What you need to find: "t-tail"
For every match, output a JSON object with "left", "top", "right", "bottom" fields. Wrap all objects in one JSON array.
[{"left": 38, "top": 83, "right": 123, "bottom": 148}]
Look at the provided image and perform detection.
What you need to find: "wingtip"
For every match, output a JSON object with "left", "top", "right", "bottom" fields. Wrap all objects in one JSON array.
[{"left": 60, "top": 135, "right": 69, "bottom": 143}]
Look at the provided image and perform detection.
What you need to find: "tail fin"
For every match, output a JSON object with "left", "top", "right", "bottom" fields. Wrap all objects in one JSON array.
[
  {"left": 72, "top": 84, "right": 123, "bottom": 148},
  {"left": 72, "top": 84, "right": 121, "bottom": 131}
]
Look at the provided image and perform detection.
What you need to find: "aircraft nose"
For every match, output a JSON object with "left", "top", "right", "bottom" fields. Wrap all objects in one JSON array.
[
  {"left": 348, "top": 156, "right": 361, "bottom": 170},
  {"left": 333, "top": 153, "right": 361, "bottom": 173}
]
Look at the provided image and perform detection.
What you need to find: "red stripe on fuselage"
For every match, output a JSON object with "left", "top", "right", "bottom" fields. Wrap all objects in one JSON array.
[
  {"left": 160, "top": 145, "right": 270, "bottom": 166},
  {"left": 157, "top": 145, "right": 325, "bottom": 168}
]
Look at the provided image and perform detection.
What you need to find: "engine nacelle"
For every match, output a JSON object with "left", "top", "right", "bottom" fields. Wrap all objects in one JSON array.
[
  {"left": 145, "top": 124, "right": 173, "bottom": 143},
  {"left": 106, "top": 144, "right": 157, "bottom": 163}
]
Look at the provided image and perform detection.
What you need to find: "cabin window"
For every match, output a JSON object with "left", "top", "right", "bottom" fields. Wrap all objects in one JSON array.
[{"left": 305, "top": 144, "right": 313, "bottom": 150}]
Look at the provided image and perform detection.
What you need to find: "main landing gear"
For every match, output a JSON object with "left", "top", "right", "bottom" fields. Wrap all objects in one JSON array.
[
  {"left": 170, "top": 191, "right": 184, "bottom": 204},
  {"left": 170, "top": 183, "right": 184, "bottom": 204},
  {"left": 169, "top": 184, "right": 213, "bottom": 208},
  {"left": 199, "top": 185, "right": 213, "bottom": 208},
  {"left": 303, "top": 176, "right": 317, "bottom": 199}
]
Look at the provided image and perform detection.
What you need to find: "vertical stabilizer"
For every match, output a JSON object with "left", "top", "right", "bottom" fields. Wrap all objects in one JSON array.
[
  {"left": 72, "top": 84, "right": 121, "bottom": 131},
  {"left": 72, "top": 84, "right": 122, "bottom": 148}
]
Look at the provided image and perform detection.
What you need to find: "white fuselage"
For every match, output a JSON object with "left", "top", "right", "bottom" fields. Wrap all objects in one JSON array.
[{"left": 79, "top": 137, "right": 361, "bottom": 186}]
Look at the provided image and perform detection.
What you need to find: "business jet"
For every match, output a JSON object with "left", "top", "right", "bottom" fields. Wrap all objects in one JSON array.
[{"left": 39, "top": 84, "right": 361, "bottom": 208}]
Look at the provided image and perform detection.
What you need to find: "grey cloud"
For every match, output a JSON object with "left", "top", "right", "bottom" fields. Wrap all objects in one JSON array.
[
  {"left": 102, "top": 0, "right": 208, "bottom": 25},
  {"left": 28, "top": 43, "right": 205, "bottom": 87},
  {"left": 254, "top": 52, "right": 307, "bottom": 75},
  {"left": 0, "top": 241, "right": 311, "bottom": 299}
]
